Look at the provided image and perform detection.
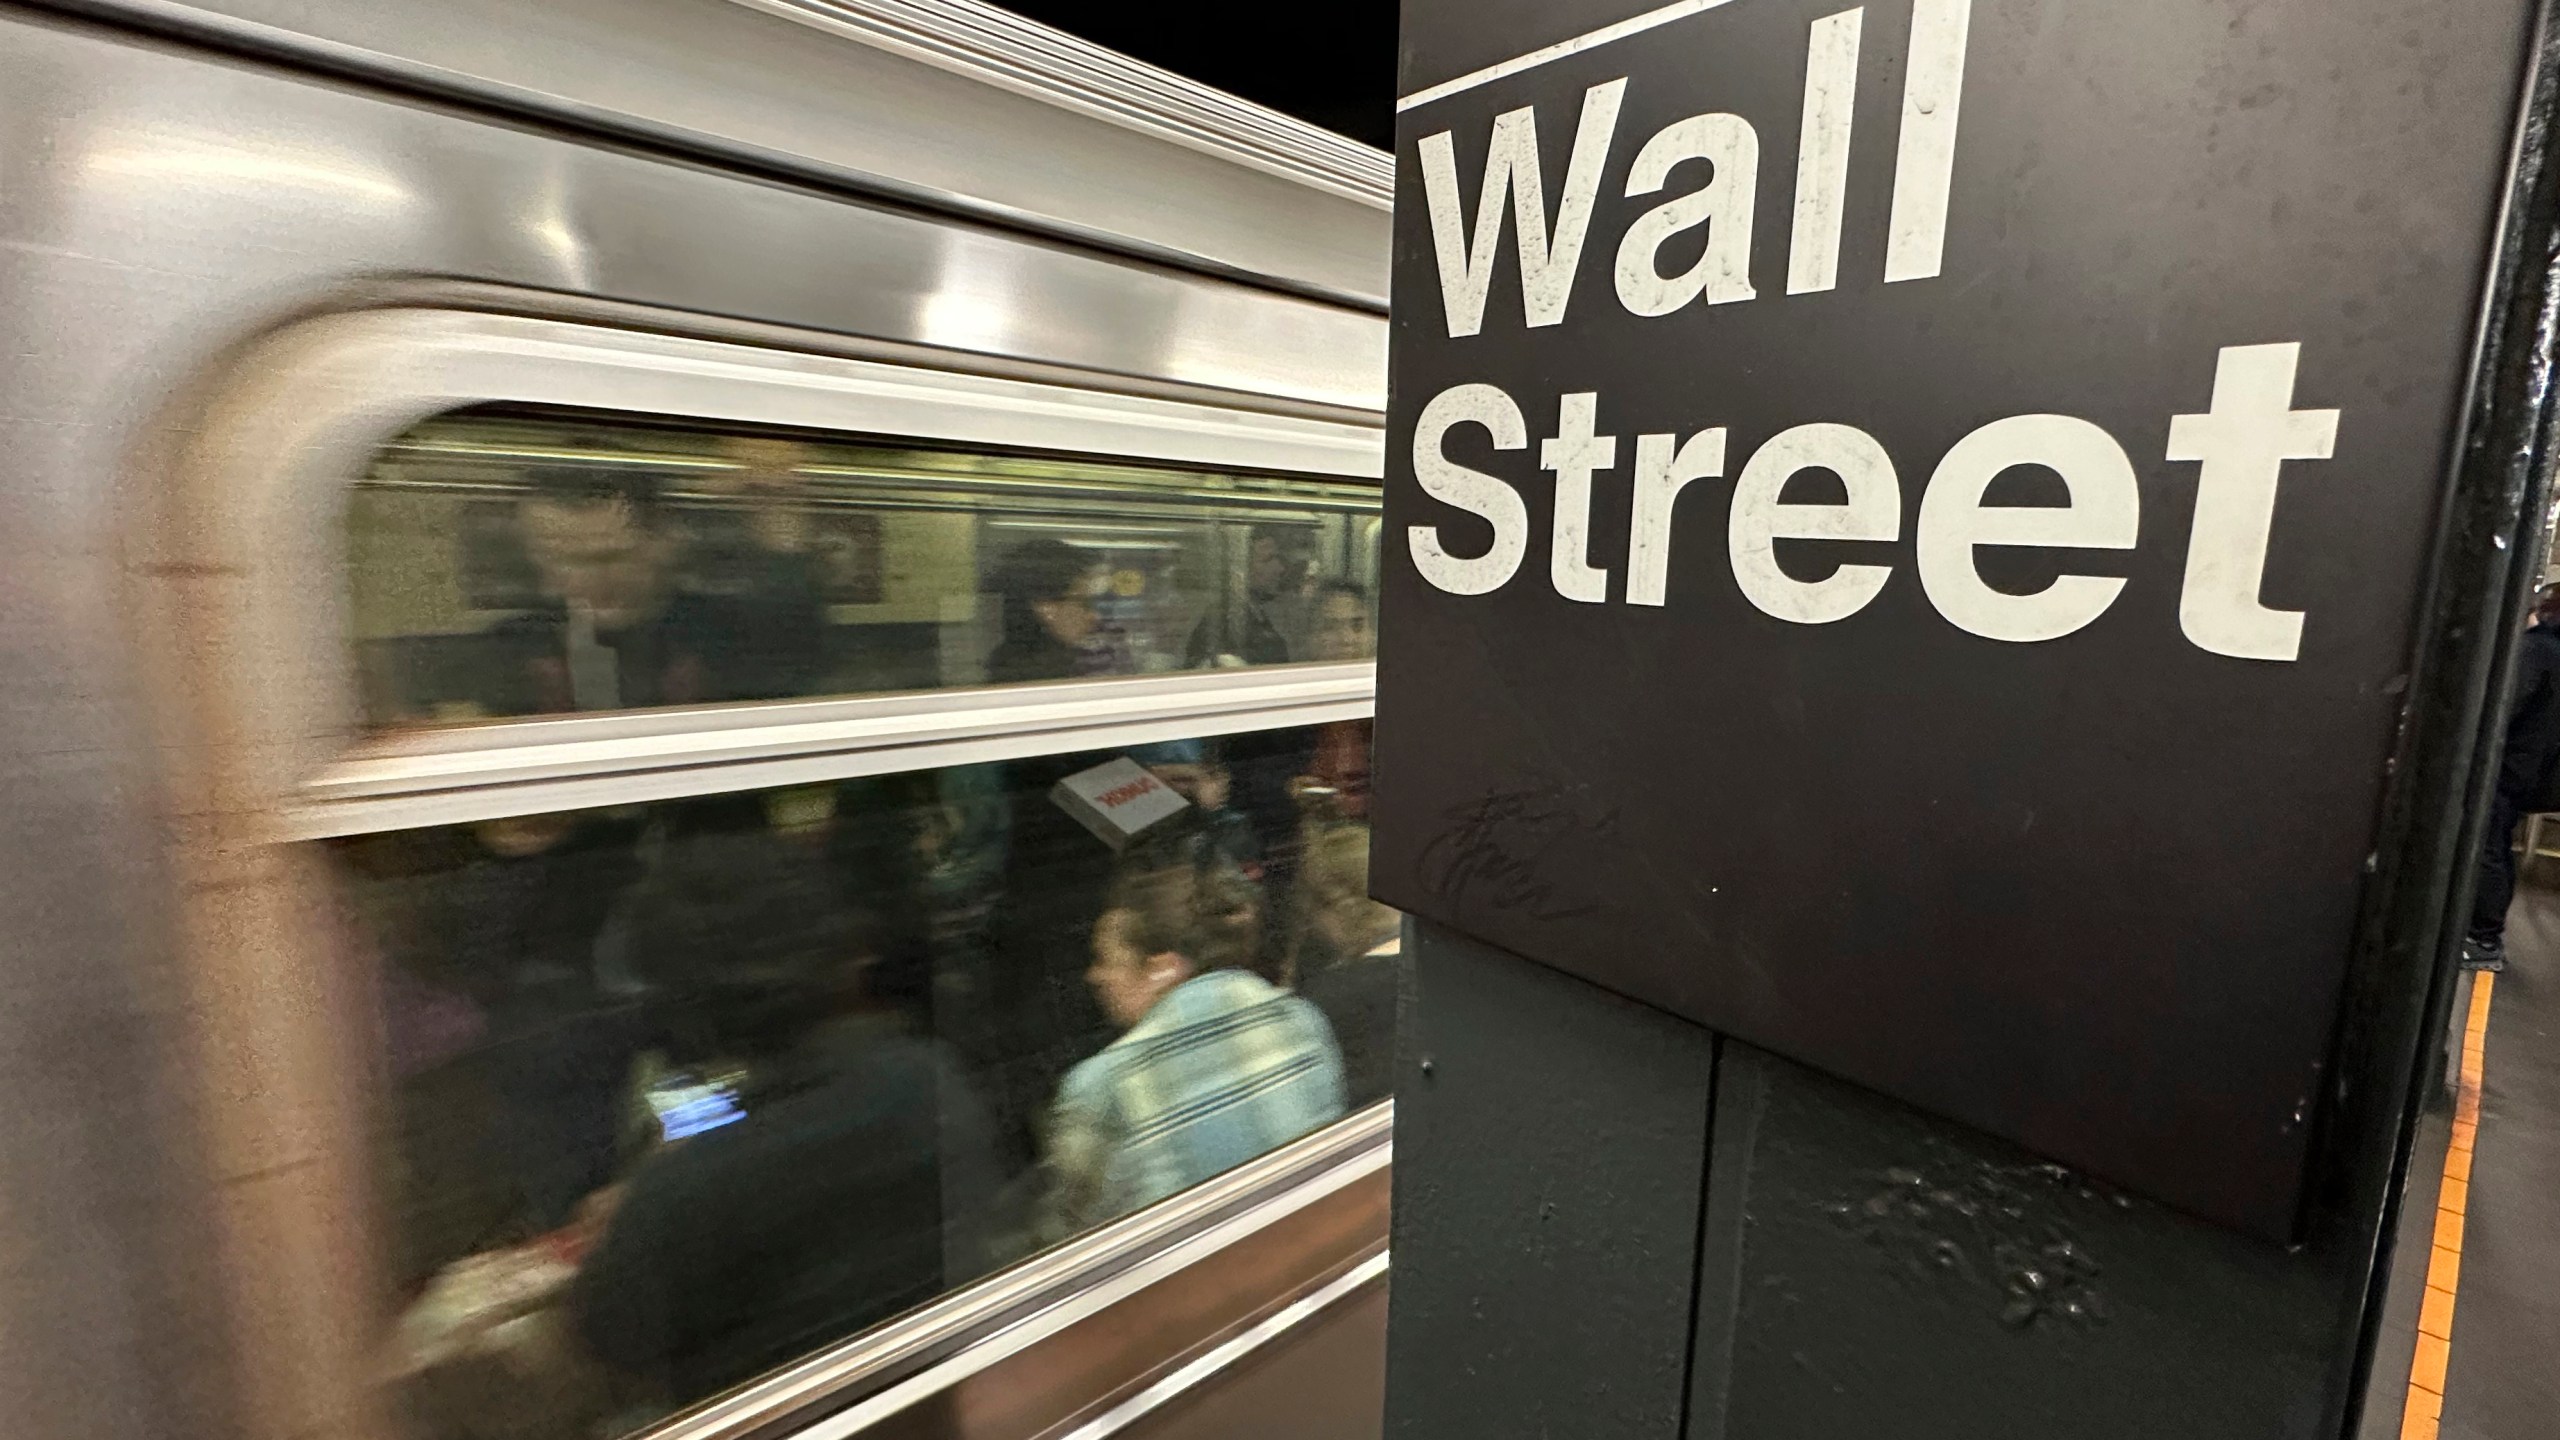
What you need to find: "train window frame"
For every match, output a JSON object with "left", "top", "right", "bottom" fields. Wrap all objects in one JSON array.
[
  {"left": 156, "top": 306, "right": 1382, "bottom": 812},
  {"left": 147, "top": 304, "right": 1391, "bottom": 1440}
]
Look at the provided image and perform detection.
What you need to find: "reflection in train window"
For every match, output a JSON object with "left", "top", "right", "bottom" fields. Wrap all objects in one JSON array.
[
  {"left": 348, "top": 722, "right": 1393, "bottom": 1436},
  {"left": 346, "top": 410, "right": 1383, "bottom": 725}
]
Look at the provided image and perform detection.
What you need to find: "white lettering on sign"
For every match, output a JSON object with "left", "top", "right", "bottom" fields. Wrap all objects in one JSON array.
[
  {"left": 1616, "top": 112, "right": 1761, "bottom": 315},
  {"left": 1403, "top": 22, "right": 2345, "bottom": 661},
  {"left": 1628, "top": 427, "right": 1728, "bottom": 607},
  {"left": 1419, "top": 79, "right": 1627, "bottom": 337},
  {"left": 1885, "top": 0, "right": 1973, "bottom": 284},
  {"left": 1788, "top": 7, "right": 1863, "bottom": 297},
  {"left": 1410, "top": 383, "right": 1533, "bottom": 595},
  {"left": 1404, "top": 345, "right": 2340, "bottom": 656},
  {"left": 1917, "top": 415, "right": 2139, "bottom": 643},
  {"left": 1544, "top": 392, "right": 1619, "bottom": 603},
  {"left": 1729, "top": 422, "right": 1902, "bottom": 623},
  {"left": 1417, "top": 1, "right": 1972, "bottom": 329},
  {"left": 2168, "top": 343, "right": 2341, "bottom": 662}
]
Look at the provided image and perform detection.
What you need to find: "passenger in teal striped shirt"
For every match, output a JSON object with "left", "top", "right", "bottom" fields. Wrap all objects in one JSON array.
[{"left": 1040, "top": 857, "right": 1345, "bottom": 1241}]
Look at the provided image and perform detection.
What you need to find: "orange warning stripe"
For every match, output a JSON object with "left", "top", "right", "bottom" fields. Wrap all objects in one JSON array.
[{"left": 2401, "top": 971, "right": 2496, "bottom": 1440}]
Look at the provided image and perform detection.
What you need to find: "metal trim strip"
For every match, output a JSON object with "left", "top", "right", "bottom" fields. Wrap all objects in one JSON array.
[
  {"left": 289, "top": 665, "right": 1378, "bottom": 837},
  {"left": 335, "top": 279, "right": 1386, "bottom": 427},
  {"left": 727, "top": 0, "right": 1392, "bottom": 207},
  {"left": 635, "top": 1103, "right": 1393, "bottom": 1440},
  {"left": 792, "top": 1145, "right": 1391, "bottom": 1440},
  {"left": 288, "top": 671, "right": 1382, "bottom": 835},
  {"left": 1058, "top": 1249, "right": 1391, "bottom": 1440},
  {"left": 311, "top": 665, "right": 1379, "bottom": 798}
]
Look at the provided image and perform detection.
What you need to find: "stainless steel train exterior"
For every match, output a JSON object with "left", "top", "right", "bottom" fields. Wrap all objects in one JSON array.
[{"left": 0, "top": 4, "right": 1391, "bottom": 1439}]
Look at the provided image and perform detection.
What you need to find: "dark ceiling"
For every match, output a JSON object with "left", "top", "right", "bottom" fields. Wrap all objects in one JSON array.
[{"left": 996, "top": 2, "right": 1399, "bottom": 151}]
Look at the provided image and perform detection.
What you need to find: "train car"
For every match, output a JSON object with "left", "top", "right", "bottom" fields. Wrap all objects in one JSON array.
[{"left": 0, "top": 3, "right": 1391, "bottom": 1439}]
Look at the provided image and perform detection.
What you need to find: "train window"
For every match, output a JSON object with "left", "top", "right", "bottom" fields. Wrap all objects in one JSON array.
[
  {"left": 346, "top": 409, "right": 1383, "bottom": 726},
  {"left": 351, "top": 721, "right": 1393, "bottom": 1436}
]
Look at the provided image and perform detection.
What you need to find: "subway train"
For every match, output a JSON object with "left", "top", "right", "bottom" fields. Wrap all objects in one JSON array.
[{"left": 0, "top": 3, "right": 1393, "bottom": 1440}]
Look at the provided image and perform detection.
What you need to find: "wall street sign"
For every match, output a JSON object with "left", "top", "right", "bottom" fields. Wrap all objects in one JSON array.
[{"left": 1371, "top": 0, "right": 2545, "bottom": 1235}]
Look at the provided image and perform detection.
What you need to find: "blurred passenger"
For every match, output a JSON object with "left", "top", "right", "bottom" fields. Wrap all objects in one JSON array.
[
  {"left": 508, "top": 467, "right": 682, "bottom": 711},
  {"left": 1307, "top": 578, "right": 1374, "bottom": 662},
  {"left": 914, "top": 763, "right": 1013, "bottom": 1022},
  {"left": 1187, "top": 526, "right": 1308, "bottom": 669},
  {"left": 2464, "top": 585, "right": 2560, "bottom": 971},
  {"left": 703, "top": 435, "right": 817, "bottom": 560},
  {"left": 987, "top": 537, "right": 1102, "bottom": 683},
  {"left": 686, "top": 437, "right": 831, "bottom": 686},
  {"left": 1129, "top": 551, "right": 1212, "bottom": 672},
  {"left": 1130, "top": 738, "right": 1273, "bottom": 983},
  {"left": 1189, "top": 532, "right": 1323, "bottom": 961},
  {"left": 1133, "top": 738, "right": 1266, "bottom": 885},
  {"left": 347, "top": 816, "right": 649, "bottom": 1284},
  {"left": 642, "top": 778, "right": 946, "bottom": 1027},
  {"left": 484, "top": 465, "right": 819, "bottom": 715},
  {"left": 1300, "top": 580, "right": 1375, "bottom": 822},
  {"left": 1041, "top": 858, "right": 1344, "bottom": 1240},
  {"left": 1291, "top": 822, "right": 1400, "bottom": 1108},
  {"left": 572, "top": 841, "right": 1004, "bottom": 1406},
  {"left": 981, "top": 768, "right": 1116, "bottom": 1164},
  {"left": 821, "top": 774, "right": 951, "bottom": 1026},
  {"left": 979, "top": 541, "right": 1121, "bottom": 1155}
]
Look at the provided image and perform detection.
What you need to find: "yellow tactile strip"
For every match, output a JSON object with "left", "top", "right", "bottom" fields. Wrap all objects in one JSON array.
[{"left": 2401, "top": 971, "right": 2497, "bottom": 1440}]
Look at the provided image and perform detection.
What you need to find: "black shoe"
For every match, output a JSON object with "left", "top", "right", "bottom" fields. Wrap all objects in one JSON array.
[{"left": 2462, "top": 936, "right": 2508, "bottom": 972}]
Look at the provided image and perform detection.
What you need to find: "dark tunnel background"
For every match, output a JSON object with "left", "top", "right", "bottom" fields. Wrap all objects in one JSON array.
[{"left": 998, "top": 3, "right": 1399, "bottom": 149}]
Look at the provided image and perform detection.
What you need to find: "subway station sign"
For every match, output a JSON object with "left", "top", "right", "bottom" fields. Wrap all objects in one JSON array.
[{"left": 1371, "top": 0, "right": 2543, "bottom": 1235}]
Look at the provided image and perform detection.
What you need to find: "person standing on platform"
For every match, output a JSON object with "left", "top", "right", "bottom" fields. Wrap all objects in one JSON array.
[{"left": 2465, "top": 585, "right": 2560, "bottom": 971}]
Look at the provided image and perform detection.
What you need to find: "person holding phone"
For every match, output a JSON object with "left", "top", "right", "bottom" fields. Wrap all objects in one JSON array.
[{"left": 571, "top": 838, "right": 1004, "bottom": 1410}]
